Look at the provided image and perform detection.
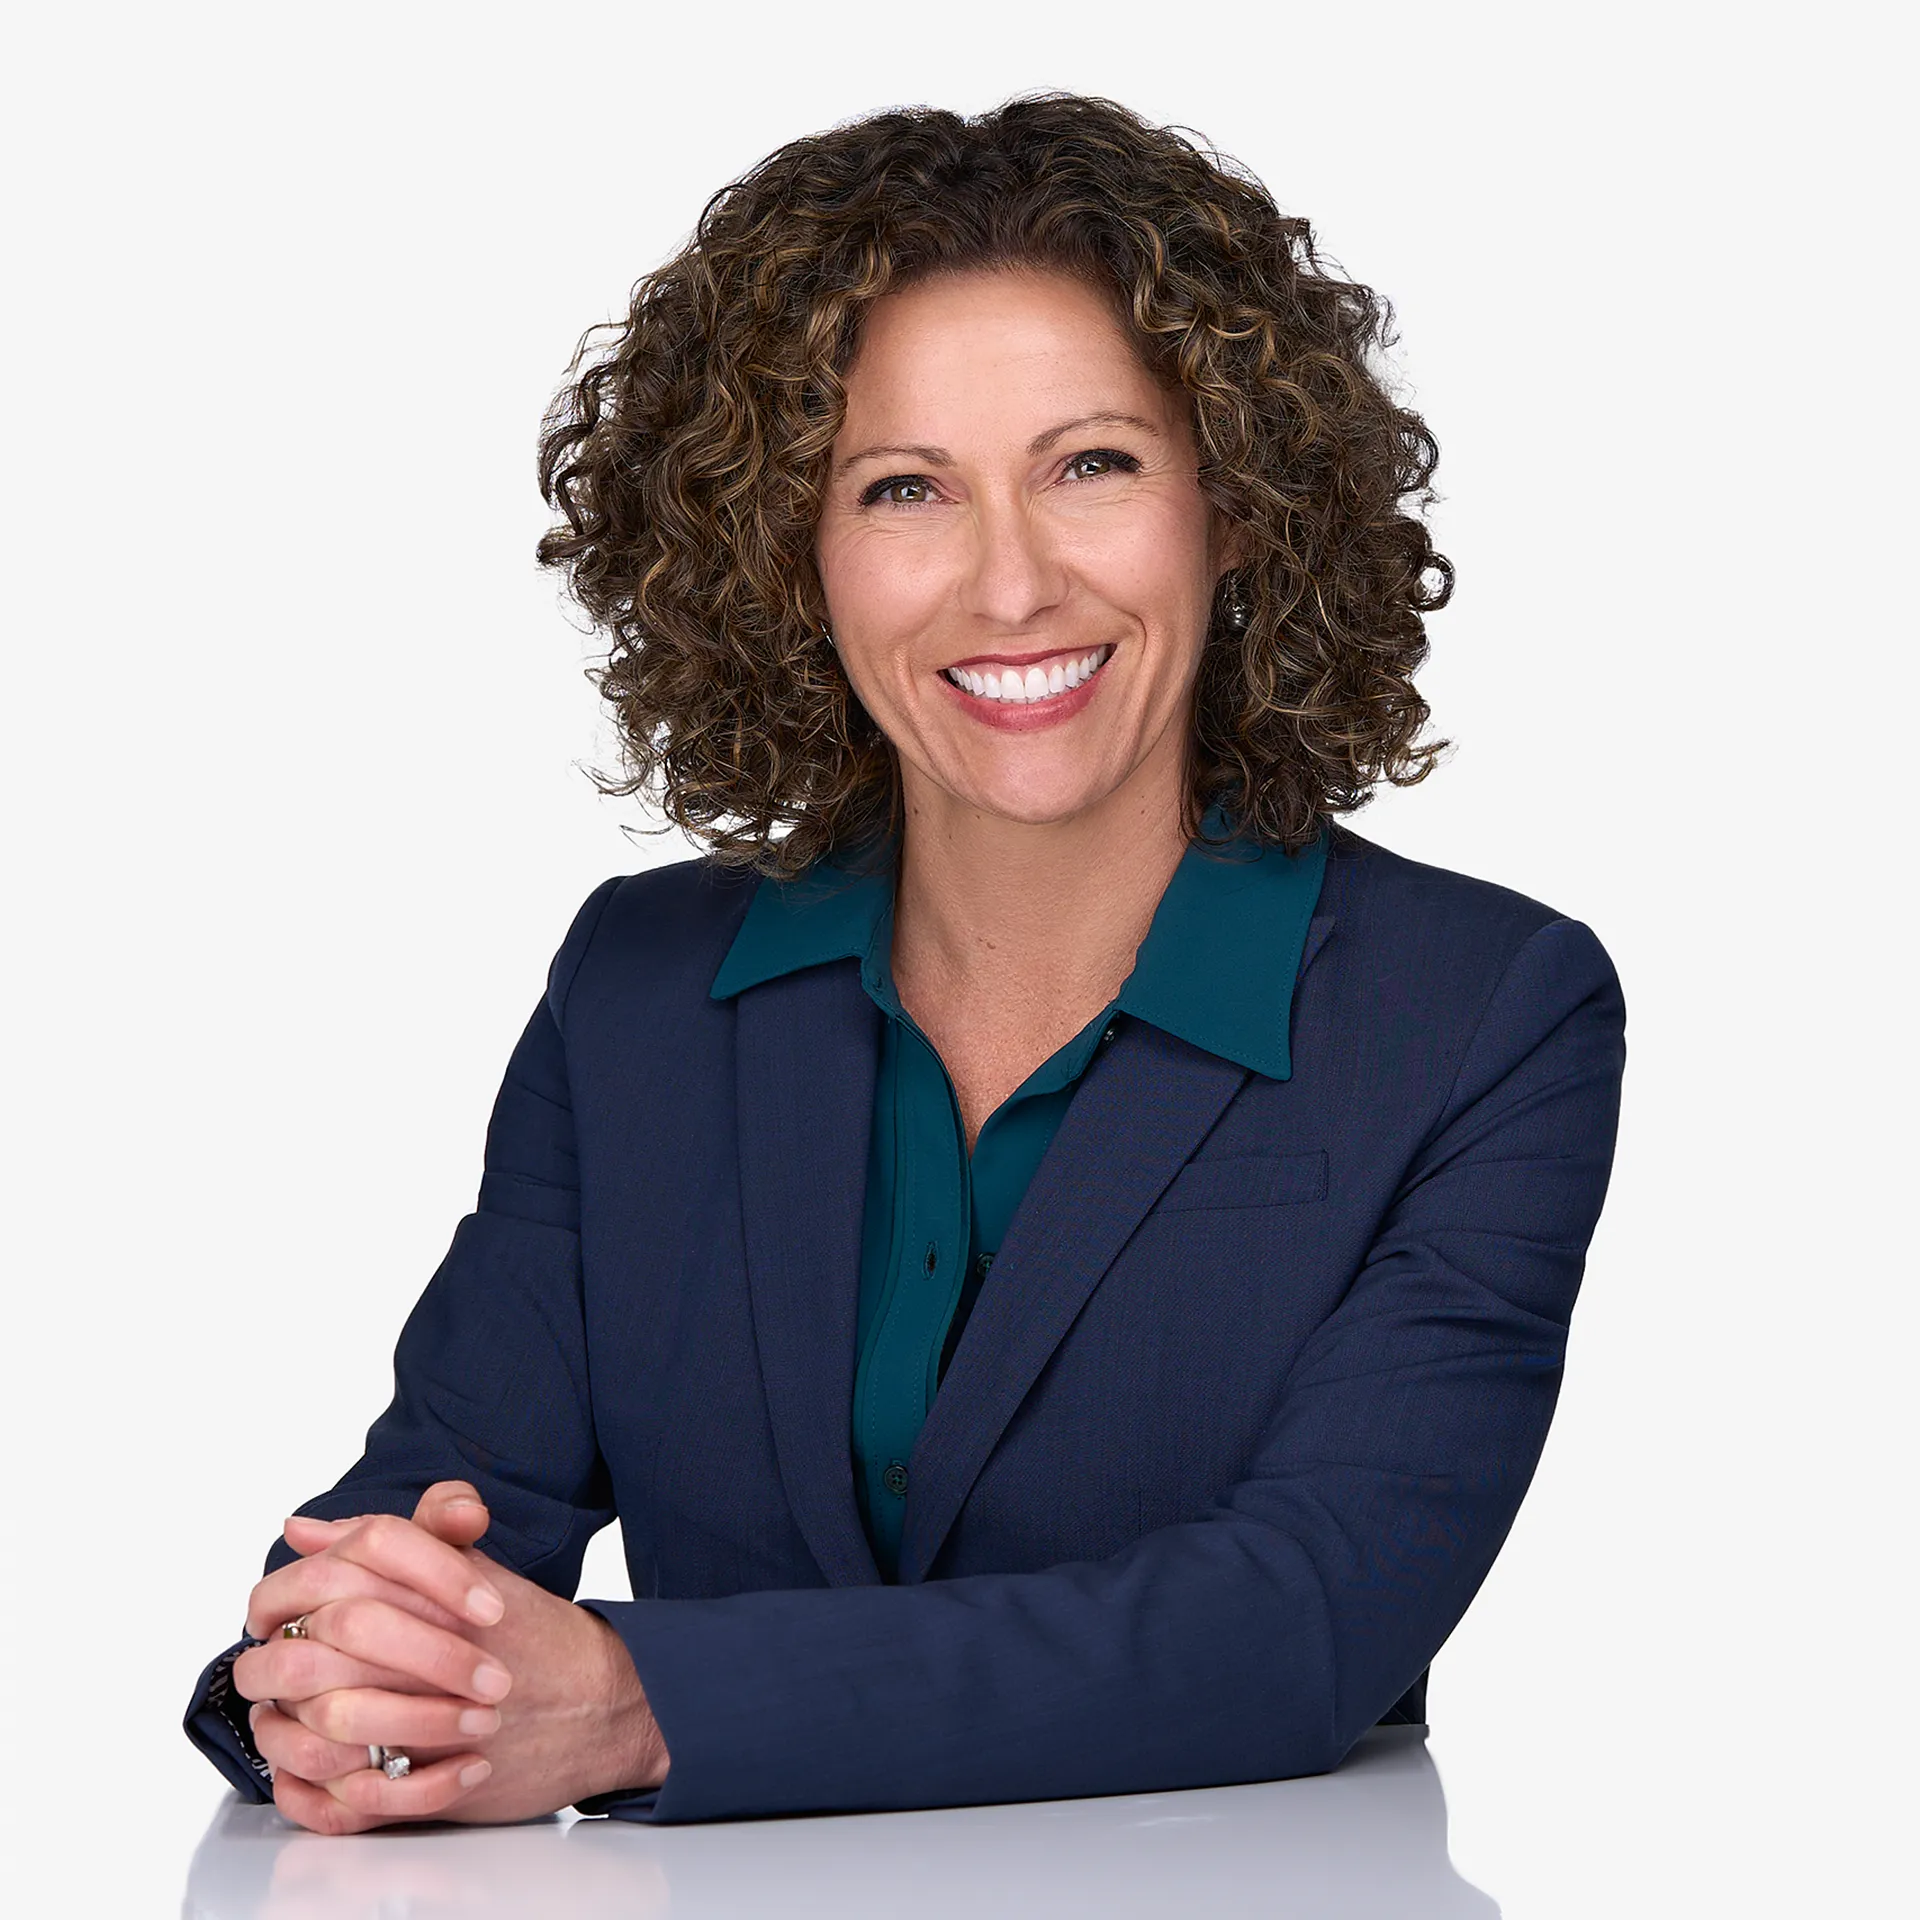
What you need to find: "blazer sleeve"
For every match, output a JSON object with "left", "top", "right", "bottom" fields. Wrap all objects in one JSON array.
[
  {"left": 579, "top": 913, "right": 1627, "bottom": 1824},
  {"left": 181, "top": 877, "right": 625, "bottom": 1799}
]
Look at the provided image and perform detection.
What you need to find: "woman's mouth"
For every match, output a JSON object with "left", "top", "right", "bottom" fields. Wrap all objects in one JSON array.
[{"left": 940, "top": 644, "right": 1112, "bottom": 705}]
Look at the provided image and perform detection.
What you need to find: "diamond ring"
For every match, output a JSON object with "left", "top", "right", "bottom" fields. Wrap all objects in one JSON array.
[{"left": 367, "top": 1745, "right": 412, "bottom": 1780}]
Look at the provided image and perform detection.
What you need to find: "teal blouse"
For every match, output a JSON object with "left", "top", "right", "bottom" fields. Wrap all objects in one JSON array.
[{"left": 710, "top": 811, "right": 1329, "bottom": 1579}]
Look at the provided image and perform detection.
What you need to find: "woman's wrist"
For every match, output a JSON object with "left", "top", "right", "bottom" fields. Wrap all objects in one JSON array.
[{"left": 577, "top": 1607, "right": 670, "bottom": 1799}]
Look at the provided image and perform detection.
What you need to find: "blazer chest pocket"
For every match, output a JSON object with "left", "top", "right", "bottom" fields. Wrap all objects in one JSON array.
[{"left": 1155, "top": 1147, "right": 1329, "bottom": 1213}]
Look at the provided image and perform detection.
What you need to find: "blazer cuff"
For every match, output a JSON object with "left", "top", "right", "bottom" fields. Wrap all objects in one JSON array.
[
  {"left": 183, "top": 1635, "right": 275, "bottom": 1804},
  {"left": 570, "top": 1780, "right": 666, "bottom": 1821}
]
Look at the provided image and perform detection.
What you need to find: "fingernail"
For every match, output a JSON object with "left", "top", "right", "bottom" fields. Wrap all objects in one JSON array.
[
  {"left": 458, "top": 1707, "right": 501, "bottom": 1737},
  {"left": 459, "top": 1760, "right": 492, "bottom": 1790},
  {"left": 248, "top": 1702, "right": 262, "bottom": 1727},
  {"left": 472, "top": 1662, "right": 512, "bottom": 1701},
  {"left": 467, "top": 1585, "right": 504, "bottom": 1625}
]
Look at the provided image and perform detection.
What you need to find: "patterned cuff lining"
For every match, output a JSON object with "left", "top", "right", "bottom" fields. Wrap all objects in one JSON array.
[{"left": 208, "top": 1635, "right": 273, "bottom": 1785}]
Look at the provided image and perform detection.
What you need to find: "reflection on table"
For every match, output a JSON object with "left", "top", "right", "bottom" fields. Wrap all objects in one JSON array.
[{"left": 183, "top": 1724, "right": 1497, "bottom": 1919}]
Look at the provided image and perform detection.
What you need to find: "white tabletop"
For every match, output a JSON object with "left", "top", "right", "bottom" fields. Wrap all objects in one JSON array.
[{"left": 179, "top": 1726, "right": 1493, "bottom": 1919}]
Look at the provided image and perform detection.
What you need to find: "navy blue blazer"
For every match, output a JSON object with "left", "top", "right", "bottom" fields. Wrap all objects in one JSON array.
[{"left": 185, "top": 822, "right": 1626, "bottom": 1823}]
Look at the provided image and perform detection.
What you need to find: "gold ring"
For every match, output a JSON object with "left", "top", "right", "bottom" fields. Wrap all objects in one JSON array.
[{"left": 279, "top": 1613, "right": 311, "bottom": 1640}]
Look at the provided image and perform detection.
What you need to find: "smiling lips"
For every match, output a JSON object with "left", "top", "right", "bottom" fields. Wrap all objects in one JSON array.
[{"left": 941, "top": 644, "right": 1112, "bottom": 705}]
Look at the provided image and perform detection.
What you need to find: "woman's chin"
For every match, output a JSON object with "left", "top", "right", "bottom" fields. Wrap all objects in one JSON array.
[{"left": 928, "top": 762, "right": 1137, "bottom": 834}]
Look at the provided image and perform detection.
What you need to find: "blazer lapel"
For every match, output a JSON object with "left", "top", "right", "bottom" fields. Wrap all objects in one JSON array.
[
  {"left": 897, "top": 906, "right": 1338, "bottom": 1585},
  {"left": 897, "top": 1024, "right": 1247, "bottom": 1584},
  {"left": 1299, "top": 910, "right": 1334, "bottom": 980},
  {"left": 734, "top": 962, "right": 883, "bottom": 1588}
]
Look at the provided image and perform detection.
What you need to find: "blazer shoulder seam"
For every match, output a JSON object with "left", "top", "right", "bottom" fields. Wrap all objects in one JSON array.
[{"left": 1430, "top": 913, "right": 1598, "bottom": 1126}]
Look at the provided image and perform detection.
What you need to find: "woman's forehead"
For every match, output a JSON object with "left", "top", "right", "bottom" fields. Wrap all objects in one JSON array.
[
  {"left": 838, "top": 270, "right": 1182, "bottom": 444},
  {"left": 853, "top": 267, "right": 1132, "bottom": 365}
]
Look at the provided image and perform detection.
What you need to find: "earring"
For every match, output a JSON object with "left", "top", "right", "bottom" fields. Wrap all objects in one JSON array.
[
  {"left": 1223, "top": 586, "right": 1251, "bottom": 633},
  {"left": 820, "top": 624, "right": 838, "bottom": 650}
]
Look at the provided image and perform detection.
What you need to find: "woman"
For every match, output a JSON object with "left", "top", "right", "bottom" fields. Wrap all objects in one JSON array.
[{"left": 183, "top": 93, "right": 1626, "bottom": 1831}]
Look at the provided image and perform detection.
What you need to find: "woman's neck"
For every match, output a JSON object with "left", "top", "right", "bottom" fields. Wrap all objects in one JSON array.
[{"left": 889, "top": 769, "right": 1191, "bottom": 1013}]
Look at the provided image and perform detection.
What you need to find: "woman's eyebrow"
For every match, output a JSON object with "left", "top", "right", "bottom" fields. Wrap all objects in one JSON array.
[
  {"left": 836, "top": 440, "right": 950, "bottom": 479},
  {"left": 1025, "top": 410, "right": 1162, "bottom": 456},
  {"left": 834, "top": 411, "right": 1164, "bottom": 480}
]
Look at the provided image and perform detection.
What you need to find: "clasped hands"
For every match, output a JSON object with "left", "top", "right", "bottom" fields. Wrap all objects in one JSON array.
[{"left": 233, "top": 1480, "right": 669, "bottom": 1834}]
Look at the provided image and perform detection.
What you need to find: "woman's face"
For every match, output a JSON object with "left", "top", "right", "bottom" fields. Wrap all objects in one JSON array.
[{"left": 815, "top": 267, "right": 1235, "bottom": 834}]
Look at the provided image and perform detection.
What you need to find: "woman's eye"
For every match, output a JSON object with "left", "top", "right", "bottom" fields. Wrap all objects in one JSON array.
[
  {"left": 1064, "top": 448, "right": 1141, "bottom": 482},
  {"left": 863, "top": 475, "right": 936, "bottom": 507},
  {"left": 859, "top": 450, "right": 1139, "bottom": 507}
]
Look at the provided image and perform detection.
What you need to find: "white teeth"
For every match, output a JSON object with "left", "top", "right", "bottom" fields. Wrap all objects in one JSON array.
[{"left": 944, "top": 645, "right": 1110, "bottom": 703}]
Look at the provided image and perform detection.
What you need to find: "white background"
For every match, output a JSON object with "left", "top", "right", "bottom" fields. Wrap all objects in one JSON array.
[{"left": 3, "top": 3, "right": 1909, "bottom": 1913}]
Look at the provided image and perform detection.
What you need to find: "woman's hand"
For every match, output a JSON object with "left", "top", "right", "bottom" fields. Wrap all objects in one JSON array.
[
  {"left": 234, "top": 1481, "right": 669, "bottom": 1834},
  {"left": 233, "top": 1482, "right": 509, "bottom": 1826}
]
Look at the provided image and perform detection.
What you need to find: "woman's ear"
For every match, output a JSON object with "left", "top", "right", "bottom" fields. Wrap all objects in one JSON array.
[{"left": 1214, "top": 516, "right": 1252, "bottom": 577}]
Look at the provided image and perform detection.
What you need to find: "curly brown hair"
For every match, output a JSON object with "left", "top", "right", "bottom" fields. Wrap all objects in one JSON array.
[{"left": 537, "top": 92, "right": 1451, "bottom": 876}]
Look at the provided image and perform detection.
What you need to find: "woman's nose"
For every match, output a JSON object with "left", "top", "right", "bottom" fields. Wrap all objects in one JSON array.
[{"left": 958, "top": 495, "right": 1068, "bottom": 629}]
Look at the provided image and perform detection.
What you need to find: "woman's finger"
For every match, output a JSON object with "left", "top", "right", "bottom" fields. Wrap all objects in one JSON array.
[
  {"left": 235, "top": 1634, "right": 459, "bottom": 1706},
  {"left": 286, "top": 1686, "right": 502, "bottom": 1751},
  {"left": 274, "top": 1764, "right": 383, "bottom": 1836},
  {"left": 293, "top": 1511, "right": 504, "bottom": 1631},
  {"left": 246, "top": 1547, "right": 471, "bottom": 1642},
  {"left": 270, "top": 1760, "right": 485, "bottom": 1836},
  {"left": 303, "top": 1595, "right": 512, "bottom": 1705},
  {"left": 280, "top": 1484, "right": 492, "bottom": 1560},
  {"left": 323, "top": 1750, "right": 493, "bottom": 1821},
  {"left": 250, "top": 1700, "right": 382, "bottom": 1786},
  {"left": 331, "top": 1511, "right": 503, "bottom": 1625},
  {"left": 411, "top": 1480, "right": 492, "bottom": 1546},
  {"left": 282, "top": 1514, "right": 355, "bottom": 1554}
]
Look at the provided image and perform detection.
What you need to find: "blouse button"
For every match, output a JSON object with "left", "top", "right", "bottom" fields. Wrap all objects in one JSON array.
[{"left": 883, "top": 1461, "right": 909, "bottom": 1498}]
